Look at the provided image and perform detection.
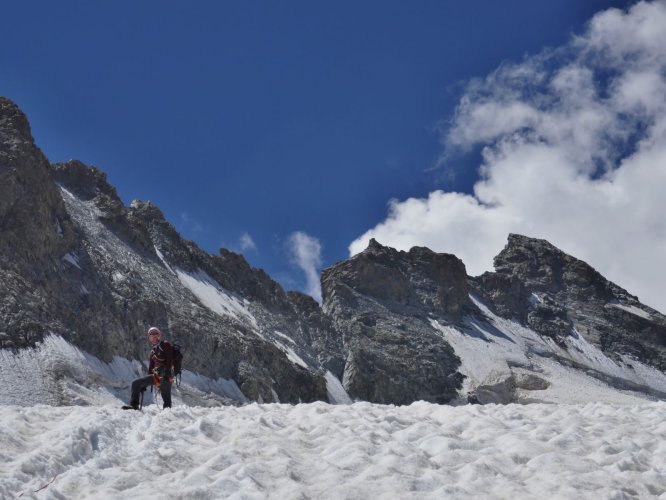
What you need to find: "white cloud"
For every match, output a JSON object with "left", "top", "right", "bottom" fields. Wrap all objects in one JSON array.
[
  {"left": 239, "top": 232, "right": 257, "bottom": 252},
  {"left": 287, "top": 231, "right": 323, "bottom": 302},
  {"left": 350, "top": 0, "right": 666, "bottom": 313}
]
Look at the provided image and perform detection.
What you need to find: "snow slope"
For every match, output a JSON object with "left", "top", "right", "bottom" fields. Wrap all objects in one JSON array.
[
  {"left": 0, "top": 334, "right": 354, "bottom": 409},
  {"left": 174, "top": 267, "right": 259, "bottom": 329},
  {"left": 428, "top": 295, "right": 666, "bottom": 404},
  {"left": 1, "top": 401, "right": 664, "bottom": 499},
  {"left": 0, "top": 335, "right": 247, "bottom": 407}
]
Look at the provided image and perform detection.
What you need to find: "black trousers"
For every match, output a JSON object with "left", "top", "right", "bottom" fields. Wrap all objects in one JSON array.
[{"left": 130, "top": 373, "right": 172, "bottom": 408}]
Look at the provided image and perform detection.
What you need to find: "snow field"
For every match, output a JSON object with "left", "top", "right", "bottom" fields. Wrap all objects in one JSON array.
[{"left": 1, "top": 401, "right": 664, "bottom": 499}]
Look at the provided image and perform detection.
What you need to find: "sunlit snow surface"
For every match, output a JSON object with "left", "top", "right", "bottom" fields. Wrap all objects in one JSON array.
[{"left": 1, "top": 402, "right": 665, "bottom": 499}]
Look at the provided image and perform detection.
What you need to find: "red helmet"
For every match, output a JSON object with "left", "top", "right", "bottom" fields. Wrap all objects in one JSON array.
[{"left": 147, "top": 327, "right": 162, "bottom": 337}]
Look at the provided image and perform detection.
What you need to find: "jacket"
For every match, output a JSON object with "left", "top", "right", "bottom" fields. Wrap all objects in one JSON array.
[{"left": 149, "top": 340, "right": 174, "bottom": 375}]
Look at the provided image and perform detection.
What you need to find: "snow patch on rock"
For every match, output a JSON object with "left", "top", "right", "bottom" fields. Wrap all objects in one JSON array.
[{"left": 175, "top": 268, "right": 258, "bottom": 328}]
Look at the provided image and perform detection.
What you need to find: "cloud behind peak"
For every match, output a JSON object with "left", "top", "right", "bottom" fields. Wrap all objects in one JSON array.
[{"left": 350, "top": 0, "right": 666, "bottom": 312}]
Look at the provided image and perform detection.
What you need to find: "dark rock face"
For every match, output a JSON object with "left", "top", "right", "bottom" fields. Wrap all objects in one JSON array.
[
  {"left": 320, "top": 239, "right": 466, "bottom": 404},
  {"left": 0, "top": 99, "right": 76, "bottom": 262},
  {"left": 324, "top": 239, "right": 472, "bottom": 319},
  {"left": 472, "top": 234, "right": 666, "bottom": 369},
  {"left": 286, "top": 291, "right": 345, "bottom": 377},
  {"left": 0, "top": 98, "right": 80, "bottom": 347}
]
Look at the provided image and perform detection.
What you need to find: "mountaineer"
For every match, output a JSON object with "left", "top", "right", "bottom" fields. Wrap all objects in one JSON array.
[{"left": 122, "top": 326, "right": 174, "bottom": 410}]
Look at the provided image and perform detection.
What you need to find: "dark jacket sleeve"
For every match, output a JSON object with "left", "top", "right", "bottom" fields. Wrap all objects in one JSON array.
[{"left": 149, "top": 348, "right": 155, "bottom": 374}]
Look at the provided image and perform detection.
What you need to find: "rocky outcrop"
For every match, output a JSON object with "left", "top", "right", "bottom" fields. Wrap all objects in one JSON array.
[
  {"left": 286, "top": 291, "right": 345, "bottom": 376},
  {"left": 472, "top": 234, "right": 666, "bottom": 369},
  {"left": 52, "top": 160, "right": 154, "bottom": 251},
  {"left": 324, "top": 239, "right": 472, "bottom": 320},
  {"left": 0, "top": 98, "right": 86, "bottom": 347},
  {"left": 0, "top": 99, "right": 77, "bottom": 263},
  {"left": 320, "top": 239, "right": 466, "bottom": 404}
]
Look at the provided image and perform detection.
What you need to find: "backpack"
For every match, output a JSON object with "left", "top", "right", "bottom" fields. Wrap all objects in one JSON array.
[
  {"left": 158, "top": 340, "right": 184, "bottom": 386},
  {"left": 172, "top": 343, "right": 183, "bottom": 377}
]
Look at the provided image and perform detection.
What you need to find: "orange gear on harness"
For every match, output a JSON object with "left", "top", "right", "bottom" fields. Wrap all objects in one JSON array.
[{"left": 152, "top": 369, "right": 173, "bottom": 386}]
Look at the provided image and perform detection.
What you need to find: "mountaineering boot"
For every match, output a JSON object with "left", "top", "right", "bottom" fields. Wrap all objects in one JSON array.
[{"left": 121, "top": 404, "right": 139, "bottom": 411}]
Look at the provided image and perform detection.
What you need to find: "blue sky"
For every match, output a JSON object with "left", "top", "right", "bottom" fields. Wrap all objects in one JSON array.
[{"left": 6, "top": 1, "right": 666, "bottom": 312}]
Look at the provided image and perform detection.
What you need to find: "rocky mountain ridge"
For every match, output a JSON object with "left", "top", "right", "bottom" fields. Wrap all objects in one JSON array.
[
  {"left": 472, "top": 234, "right": 666, "bottom": 369},
  {"left": 1, "top": 96, "right": 665, "bottom": 406}
]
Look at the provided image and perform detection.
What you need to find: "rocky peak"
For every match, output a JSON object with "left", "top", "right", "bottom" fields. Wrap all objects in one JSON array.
[
  {"left": 365, "top": 237, "right": 387, "bottom": 254},
  {"left": 494, "top": 233, "right": 631, "bottom": 301},
  {"left": 0, "top": 98, "right": 75, "bottom": 261},
  {"left": 473, "top": 234, "right": 666, "bottom": 368},
  {"left": 323, "top": 238, "right": 470, "bottom": 320},
  {"left": 320, "top": 239, "right": 465, "bottom": 404},
  {"left": 50, "top": 161, "right": 160, "bottom": 254},
  {"left": 216, "top": 248, "right": 287, "bottom": 305},
  {"left": 52, "top": 160, "right": 127, "bottom": 222},
  {"left": 130, "top": 199, "right": 167, "bottom": 222},
  {"left": 52, "top": 160, "right": 118, "bottom": 200},
  {"left": 128, "top": 198, "right": 203, "bottom": 272},
  {"left": 493, "top": 233, "right": 563, "bottom": 280},
  {"left": 128, "top": 199, "right": 288, "bottom": 308},
  {"left": 0, "top": 97, "right": 33, "bottom": 145}
]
